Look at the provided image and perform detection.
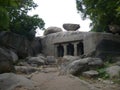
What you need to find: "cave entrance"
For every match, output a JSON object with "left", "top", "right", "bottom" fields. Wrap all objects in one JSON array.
[
  {"left": 57, "top": 44, "right": 64, "bottom": 57},
  {"left": 77, "top": 42, "right": 84, "bottom": 55},
  {"left": 67, "top": 43, "right": 74, "bottom": 56}
]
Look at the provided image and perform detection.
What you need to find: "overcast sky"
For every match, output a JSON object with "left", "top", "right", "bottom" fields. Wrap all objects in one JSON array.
[{"left": 29, "top": 0, "right": 91, "bottom": 36}]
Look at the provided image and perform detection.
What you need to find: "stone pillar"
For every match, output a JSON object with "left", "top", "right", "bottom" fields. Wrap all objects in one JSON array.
[
  {"left": 63, "top": 44, "right": 67, "bottom": 56},
  {"left": 54, "top": 44, "right": 58, "bottom": 57},
  {"left": 73, "top": 42, "right": 79, "bottom": 56}
]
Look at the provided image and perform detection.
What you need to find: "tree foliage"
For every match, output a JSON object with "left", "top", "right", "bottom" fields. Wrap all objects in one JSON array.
[
  {"left": 9, "top": 0, "right": 45, "bottom": 40},
  {"left": 0, "top": 0, "right": 45, "bottom": 40},
  {"left": 76, "top": 0, "right": 120, "bottom": 32},
  {"left": 0, "top": 0, "right": 18, "bottom": 30}
]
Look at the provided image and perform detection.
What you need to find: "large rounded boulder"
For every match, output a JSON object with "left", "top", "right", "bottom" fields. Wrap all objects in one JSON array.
[
  {"left": 44, "top": 26, "right": 62, "bottom": 35},
  {"left": 0, "top": 47, "right": 16, "bottom": 74},
  {"left": 0, "top": 73, "right": 35, "bottom": 90},
  {"left": 60, "top": 57, "right": 103, "bottom": 75}
]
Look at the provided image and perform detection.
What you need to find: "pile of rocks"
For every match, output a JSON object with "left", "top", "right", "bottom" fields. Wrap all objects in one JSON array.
[
  {"left": 0, "top": 31, "right": 44, "bottom": 74},
  {"left": 59, "top": 55, "right": 120, "bottom": 79},
  {"left": 59, "top": 56, "right": 103, "bottom": 77}
]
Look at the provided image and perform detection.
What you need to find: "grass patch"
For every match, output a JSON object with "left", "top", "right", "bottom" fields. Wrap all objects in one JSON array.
[
  {"left": 97, "top": 68, "right": 110, "bottom": 79},
  {"left": 112, "top": 79, "right": 120, "bottom": 84}
]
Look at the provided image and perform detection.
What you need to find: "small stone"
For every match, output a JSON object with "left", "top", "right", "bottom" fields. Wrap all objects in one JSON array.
[{"left": 82, "top": 70, "right": 99, "bottom": 78}]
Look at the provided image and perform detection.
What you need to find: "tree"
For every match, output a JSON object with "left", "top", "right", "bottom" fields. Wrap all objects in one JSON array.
[
  {"left": 10, "top": 14, "right": 44, "bottom": 40},
  {"left": 9, "top": 0, "right": 45, "bottom": 40},
  {"left": 76, "top": 0, "right": 120, "bottom": 32},
  {"left": 0, "top": 0, "right": 18, "bottom": 30},
  {"left": 0, "top": 0, "right": 45, "bottom": 40}
]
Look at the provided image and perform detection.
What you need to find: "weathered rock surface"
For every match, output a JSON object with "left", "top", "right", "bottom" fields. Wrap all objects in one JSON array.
[
  {"left": 57, "top": 55, "right": 80, "bottom": 65},
  {"left": 112, "top": 57, "right": 120, "bottom": 63},
  {"left": 31, "top": 37, "right": 42, "bottom": 56},
  {"left": 109, "top": 24, "right": 120, "bottom": 34},
  {"left": 105, "top": 65, "right": 120, "bottom": 79},
  {"left": 17, "top": 61, "right": 29, "bottom": 66},
  {"left": 44, "top": 26, "right": 62, "bottom": 35},
  {"left": 0, "top": 47, "right": 15, "bottom": 73},
  {"left": 0, "top": 73, "right": 35, "bottom": 90},
  {"left": 46, "top": 56, "right": 56, "bottom": 64},
  {"left": 15, "top": 66, "right": 38, "bottom": 74},
  {"left": 63, "top": 23, "right": 80, "bottom": 31},
  {"left": 42, "top": 31, "right": 120, "bottom": 58},
  {"left": 27, "top": 56, "right": 45, "bottom": 66},
  {"left": 10, "top": 50, "right": 18, "bottom": 63},
  {"left": 37, "top": 54, "right": 46, "bottom": 60},
  {"left": 115, "top": 61, "right": 120, "bottom": 66},
  {"left": 95, "top": 39, "right": 120, "bottom": 59},
  {"left": 41, "top": 31, "right": 86, "bottom": 56},
  {"left": 0, "top": 31, "right": 31, "bottom": 58},
  {"left": 60, "top": 59, "right": 87, "bottom": 75},
  {"left": 60, "top": 57, "right": 103, "bottom": 75},
  {"left": 0, "top": 31, "right": 42, "bottom": 58},
  {"left": 62, "top": 55, "right": 80, "bottom": 61},
  {"left": 82, "top": 70, "right": 99, "bottom": 78},
  {"left": 87, "top": 58, "right": 103, "bottom": 69}
]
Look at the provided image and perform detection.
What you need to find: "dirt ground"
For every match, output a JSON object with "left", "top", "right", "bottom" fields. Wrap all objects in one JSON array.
[{"left": 15, "top": 66, "right": 120, "bottom": 90}]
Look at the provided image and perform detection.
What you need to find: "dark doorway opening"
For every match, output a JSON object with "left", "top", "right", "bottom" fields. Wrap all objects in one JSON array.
[
  {"left": 77, "top": 42, "right": 84, "bottom": 55},
  {"left": 57, "top": 44, "right": 64, "bottom": 57},
  {"left": 67, "top": 43, "right": 74, "bottom": 56}
]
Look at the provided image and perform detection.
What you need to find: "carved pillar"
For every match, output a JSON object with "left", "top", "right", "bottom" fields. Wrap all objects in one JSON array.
[
  {"left": 73, "top": 42, "right": 79, "bottom": 56},
  {"left": 63, "top": 44, "right": 67, "bottom": 56},
  {"left": 54, "top": 44, "right": 58, "bottom": 57}
]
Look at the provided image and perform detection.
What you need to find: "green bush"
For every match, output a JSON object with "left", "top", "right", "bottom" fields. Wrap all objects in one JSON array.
[{"left": 97, "top": 68, "right": 110, "bottom": 79}]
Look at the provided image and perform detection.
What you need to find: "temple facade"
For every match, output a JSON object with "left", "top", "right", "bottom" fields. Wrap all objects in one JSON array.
[{"left": 41, "top": 31, "right": 120, "bottom": 58}]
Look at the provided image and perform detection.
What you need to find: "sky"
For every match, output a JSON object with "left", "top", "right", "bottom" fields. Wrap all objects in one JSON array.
[{"left": 29, "top": 0, "right": 91, "bottom": 36}]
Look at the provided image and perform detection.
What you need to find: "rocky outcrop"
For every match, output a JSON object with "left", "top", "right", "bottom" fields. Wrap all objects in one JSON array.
[
  {"left": 31, "top": 37, "right": 42, "bottom": 56},
  {"left": 95, "top": 39, "right": 120, "bottom": 59},
  {"left": 0, "top": 31, "right": 31, "bottom": 58},
  {"left": 42, "top": 31, "right": 120, "bottom": 58},
  {"left": 60, "top": 57, "right": 103, "bottom": 75},
  {"left": 63, "top": 23, "right": 80, "bottom": 31},
  {"left": 0, "top": 31, "right": 42, "bottom": 58},
  {"left": 0, "top": 47, "right": 15, "bottom": 73},
  {"left": 44, "top": 26, "right": 62, "bottom": 35},
  {"left": 0, "top": 73, "right": 35, "bottom": 90}
]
